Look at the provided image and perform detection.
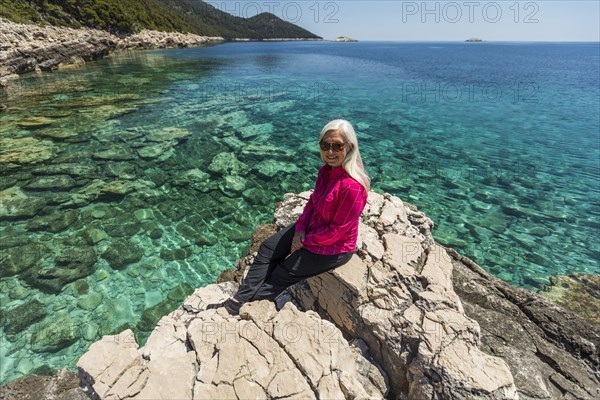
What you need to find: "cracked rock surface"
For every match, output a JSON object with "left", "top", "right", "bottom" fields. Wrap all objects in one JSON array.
[{"left": 77, "top": 283, "right": 388, "bottom": 399}]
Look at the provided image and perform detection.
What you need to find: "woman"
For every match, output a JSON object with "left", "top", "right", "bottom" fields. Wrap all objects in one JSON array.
[{"left": 214, "top": 119, "right": 370, "bottom": 315}]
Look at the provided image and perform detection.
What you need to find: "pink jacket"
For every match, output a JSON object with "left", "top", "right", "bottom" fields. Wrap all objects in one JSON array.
[{"left": 295, "top": 164, "right": 368, "bottom": 255}]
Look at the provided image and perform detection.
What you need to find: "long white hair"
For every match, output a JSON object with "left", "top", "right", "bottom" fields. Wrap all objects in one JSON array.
[{"left": 319, "top": 119, "right": 371, "bottom": 191}]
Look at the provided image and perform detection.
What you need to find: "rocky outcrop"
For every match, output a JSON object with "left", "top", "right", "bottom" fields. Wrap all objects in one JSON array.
[
  {"left": 451, "top": 254, "right": 600, "bottom": 400},
  {"left": 0, "top": 18, "right": 223, "bottom": 85},
  {"left": 75, "top": 190, "right": 599, "bottom": 399},
  {"left": 77, "top": 283, "right": 389, "bottom": 399},
  {"left": 278, "top": 192, "right": 518, "bottom": 399}
]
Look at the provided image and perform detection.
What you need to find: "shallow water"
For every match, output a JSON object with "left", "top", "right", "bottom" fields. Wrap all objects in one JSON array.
[{"left": 0, "top": 41, "right": 598, "bottom": 385}]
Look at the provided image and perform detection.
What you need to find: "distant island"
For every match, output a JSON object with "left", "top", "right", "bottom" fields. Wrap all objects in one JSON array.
[
  {"left": 465, "top": 37, "right": 483, "bottom": 42},
  {"left": 333, "top": 36, "right": 358, "bottom": 42}
]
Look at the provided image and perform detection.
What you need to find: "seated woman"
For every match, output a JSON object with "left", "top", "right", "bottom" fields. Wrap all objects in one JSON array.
[{"left": 215, "top": 119, "right": 370, "bottom": 315}]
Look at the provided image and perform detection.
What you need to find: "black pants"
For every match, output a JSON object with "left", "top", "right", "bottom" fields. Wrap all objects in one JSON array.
[{"left": 234, "top": 223, "right": 353, "bottom": 302}]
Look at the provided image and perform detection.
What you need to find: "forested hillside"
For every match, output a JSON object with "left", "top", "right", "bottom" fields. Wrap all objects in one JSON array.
[{"left": 0, "top": 0, "right": 321, "bottom": 39}]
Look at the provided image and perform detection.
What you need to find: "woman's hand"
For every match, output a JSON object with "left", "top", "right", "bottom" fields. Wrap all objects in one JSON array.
[{"left": 291, "top": 231, "right": 305, "bottom": 253}]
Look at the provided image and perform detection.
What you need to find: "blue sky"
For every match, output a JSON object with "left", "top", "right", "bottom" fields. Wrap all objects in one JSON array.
[{"left": 209, "top": 1, "right": 600, "bottom": 41}]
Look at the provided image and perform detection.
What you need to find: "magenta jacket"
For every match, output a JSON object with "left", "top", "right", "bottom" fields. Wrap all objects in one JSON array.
[{"left": 295, "top": 164, "right": 368, "bottom": 255}]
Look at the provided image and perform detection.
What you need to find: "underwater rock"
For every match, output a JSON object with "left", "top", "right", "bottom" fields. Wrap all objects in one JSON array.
[
  {"left": 0, "top": 187, "right": 46, "bottom": 220},
  {"left": 159, "top": 247, "right": 192, "bottom": 261},
  {"left": 22, "top": 246, "right": 97, "bottom": 293},
  {"left": 67, "top": 179, "right": 143, "bottom": 206},
  {"left": 254, "top": 159, "right": 299, "bottom": 178},
  {"left": 195, "top": 231, "right": 218, "bottom": 246},
  {"left": 145, "top": 168, "right": 168, "bottom": 187},
  {"left": 31, "top": 314, "right": 79, "bottom": 352},
  {"left": 166, "top": 283, "right": 194, "bottom": 302},
  {"left": 101, "top": 239, "right": 144, "bottom": 269},
  {"left": 540, "top": 273, "right": 600, "bottom": 326},
  {"left": 240, "top": 143, "right": 292, "bottom": 159},
  {"left": 0, "top": 242, "right": 47, "bottom": 278},
  {"left": 0, "top": 299, "right": 47, "bottom": 337},
  {"left": 104, "top": 221, "right": 141, "bottom": 237},
  {"left": 135, "top": 297, "right": 180, "bottom": 337},
  {"left": 148, "top": 228, "right": 163, "bottom": 240},
  {"left": 99, "top": 180, "right": 139, "bottom": 198},
  {"left": 219, "top": 174, "right": 247, "bottom": 195},
  {"left": 137, "top": 142, "right": 173, "bottom": 160},
  {"left": 134, "top": 208, "right": 155, "bottom": 221},
  {"left": 92, "top": 147, "right": 135, "bottom": 161},
  {"left": 30, "top": 163, "right": 97, "bottom": 178},
  {"left": 238, "top": 122, "right": 274, "bottom": 139},
  {"left": 242, "top": 187, "right": 273, "bottom": 206},
  {"left": 173, "top": 168, "right": 212, "bottom": 192},
  {"left": 36, "top": 128, "right": 81, "bottom": 141},
  {"left": 146, "top": 127, "right": 191, "bottom": 142},
  {"left": 82, "top": 228, "right": 107, "bottom": 245},
  {"left": 77, "top": 292, "right": 103, "bottom": 311},
  {"left": 9, "top": 284, "right": 30, "bottom": 300},
  {"left": 26, "top": 175, "right": 77, "bottom": 191},
  {"left": 26, "top": 210, "right": 78, "bottom": 233},
  {"left": 0, "top": 137, "right": 56, "bottom": 168},
  {"left": 221, "top": 110, "right": 249, "bottom": 129},
  {"left": 17, "top": 116, "right": 55, "bottom": 129},
  {"left": 105, "top": 162, "right": 137, "bottom": 180},
  {"left": 208, "top": 152, "right": 248, "bottom": 176},
  {"left": 0, "top": 368, "right": 87, "bottom": 400}
]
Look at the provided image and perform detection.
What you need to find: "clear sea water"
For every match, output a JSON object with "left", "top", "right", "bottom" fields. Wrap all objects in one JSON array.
[{"left": 1, "top": 41, "right": 599, "bottom": 385}]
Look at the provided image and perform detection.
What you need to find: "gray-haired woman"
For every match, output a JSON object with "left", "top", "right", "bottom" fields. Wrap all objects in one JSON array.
[{"left": 211, "top": 119, "right": 370, "bottom": 315}]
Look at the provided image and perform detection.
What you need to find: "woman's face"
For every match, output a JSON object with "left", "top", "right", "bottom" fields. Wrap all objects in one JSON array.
[{"left": 320, "top": 130, "right": 348, "bottom": 168}]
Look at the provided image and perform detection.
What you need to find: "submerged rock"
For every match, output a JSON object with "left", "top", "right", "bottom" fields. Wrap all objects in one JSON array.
[
  {"left": 17, "top": 116, "right": 55, "bottom": 129},
  {"left": 0, "top": 187, "right": 46, "bottom": 220},
  {"left": 0, "top": 369, "right": 87, "bottom": 400},
  {"left": 0, "top": 137, "right": 56, "bottom": 168},
  {"left": 146, "top": 127, "right": 191, "bottom": 142},
  {"left": 31, "top": 314, "right": 79, "bottom": 352},
  {"left": 0, "top": 242, "right": 47, "bottom": 278},
  {"left": 208, "top": 152, "right": 248, "bottom": 175},
  {"left": 92, "top": 147, "right": 135, "bottom": 161},
  {"left": 540, "top": 273, "right": 600, "bottom": 326},
  {"left": 0, "top": 299, "right": 47, "bottom": 337},
  {"left": 101, "top": 239, "right": 144, "bottom": 270},
  {"left": 26, "top": 210, "right": 78, "bottom": 233},
  {"left": 26, "top": 175, "right": 77, "bottom": 191},
  {"left": 238, "top": 122, "right": 274, "bottom": 139},
  {"left": 22, "top": 246, "right": 97, "bottom": 294}
]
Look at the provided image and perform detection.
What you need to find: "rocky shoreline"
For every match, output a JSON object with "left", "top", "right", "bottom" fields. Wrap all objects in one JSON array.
[
  {"left": 5, "top": 191, "right": 596, "bottom": 399},
  {"left": 0, "top": 18, "right": 224, "bottom": 87}
]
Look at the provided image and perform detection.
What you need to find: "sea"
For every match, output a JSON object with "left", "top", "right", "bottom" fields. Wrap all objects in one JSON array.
[{"left": 0, "top": 41, "right": 599, "bottom": 385}]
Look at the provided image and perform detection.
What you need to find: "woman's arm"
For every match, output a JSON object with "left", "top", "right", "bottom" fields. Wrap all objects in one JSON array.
[{"left": 295, "top": 167, "right": 324, "bottom": 233}]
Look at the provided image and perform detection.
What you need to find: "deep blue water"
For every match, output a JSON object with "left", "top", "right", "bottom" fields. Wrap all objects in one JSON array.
[{"left": 1, "top": 41, "right": 599, "bottom": 384}]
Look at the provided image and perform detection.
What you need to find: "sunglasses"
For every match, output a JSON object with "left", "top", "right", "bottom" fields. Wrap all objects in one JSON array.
[{"left": 319, "top": 142, "right": 346, "bottom": 152}]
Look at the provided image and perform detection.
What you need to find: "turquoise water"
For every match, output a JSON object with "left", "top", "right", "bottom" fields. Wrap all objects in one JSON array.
[{"left": 1, "top": 41, "right": 599, "bottom": 385}]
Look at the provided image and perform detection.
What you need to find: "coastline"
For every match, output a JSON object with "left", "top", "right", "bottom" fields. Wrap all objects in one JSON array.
[
  {"left": 0, "top": 18, "right": 224, "bottom": 87},
  {"left": 0, "top": 18, "right": 320, "bottom": 88}
]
